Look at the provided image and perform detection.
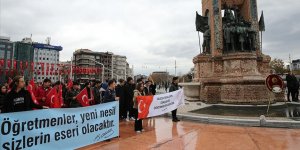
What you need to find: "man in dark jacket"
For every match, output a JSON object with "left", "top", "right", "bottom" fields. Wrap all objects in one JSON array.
[
  {"left": 116, "top": 79, "right": 126, "bottom": 119},
  {"left": 124, "top": 77, "right": 135, "bottom": 120},
  {"left": 169, "top": 77, "right": 180, "bottom": 122},
  {"left": 103, "top": 80, "right": 119, "bottom": 103},
  {"left": 66, "top": 82, "right": 81, "bottom": 108},
  {"left": 93, "top": 80, "right": 102, "bottom": 104}
]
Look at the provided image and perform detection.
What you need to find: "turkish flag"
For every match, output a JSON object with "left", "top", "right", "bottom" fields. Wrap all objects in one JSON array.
[
  {"left": 30, "top": 62, "right": 34, "bottom": 70},
  {"left": 25, "top": 61, "right": 28, "bottom": 69},
  {"left": 58, "top": 85, "right": 64, "bottom": 107},
  {"left": 137, "top": 96, "right": 154, "bottom": 119},
  {"left": 7, "top": 60, "right": 11, "bottom": 68},
  {"left": 27, "top": 79, "right": 39, "bottom": 105},
  {"left": 13, "top": 60, "right": 17, "bottom": 68},
  {"left": 0, "top": 59, "right": 4, "bottom": 67},
  {"left": 76, "top": 88, "right": 90, "bottom": 107},
  {"left": 20, "top": 61, "right": 23, "bottom": 70},
  {"left": 67, "top": 79, "right": 73, "bottom": 90},
  {"left": 46, "top": 88, "right": 60, "bottom": 108}
]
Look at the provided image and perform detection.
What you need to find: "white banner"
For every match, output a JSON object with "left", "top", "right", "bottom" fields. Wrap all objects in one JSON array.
[{"left": 137, "top": 89, "right": 185, "bottom": 119}]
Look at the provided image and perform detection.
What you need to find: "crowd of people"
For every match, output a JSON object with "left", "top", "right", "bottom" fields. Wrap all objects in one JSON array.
[
  {"left": 286, "top": 72, "right": 300, "bottom": 102},
  {"left": 0, "top": 75, "right": 181, "bottom": 134}
]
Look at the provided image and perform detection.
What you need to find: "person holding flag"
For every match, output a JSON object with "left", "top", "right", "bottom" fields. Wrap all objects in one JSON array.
[
  {"left": 36, "top": 79, "right": 52, "bottom": 107},
  {"left": 3, "top": 76, "right": 48, "bottom": 113},
  {"left": 84, "top": 82, "right": 94, "bottom": 105},
  {"left": 133, "top": 83, "right": 145, "bottom": 133},
  {"left": 66, "top": 81, "right": 81, "bottom": 108}
]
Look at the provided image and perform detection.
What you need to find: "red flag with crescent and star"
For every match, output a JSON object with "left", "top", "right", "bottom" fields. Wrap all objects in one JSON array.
[
  {"left": 58, "top": 85, "right": 64, "bottom": 107},
  {"left": 27, "top": 79, "right": 39, "bottom": 105},
  {"left": 46, "top": 88, "right": 60, "bottom": 108},
  {"left": 76, "top": 87, "right": 90, "bottom": 107},
  {"left": 137, "top": 96, "right": 154, "bottom": 119}
]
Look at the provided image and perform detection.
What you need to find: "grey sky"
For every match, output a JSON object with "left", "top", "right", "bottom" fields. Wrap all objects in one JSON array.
[{"left": 0, "top": 0, "right": 299, "bottom": 75}]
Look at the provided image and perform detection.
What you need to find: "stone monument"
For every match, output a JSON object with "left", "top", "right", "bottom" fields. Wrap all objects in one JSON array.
[{"left": 193, "top": 0, "right": 281, "bottom": 104}]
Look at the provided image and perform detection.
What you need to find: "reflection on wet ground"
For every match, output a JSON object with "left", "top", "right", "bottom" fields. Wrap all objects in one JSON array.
[
  {"left": 190, "top": 104, "right": 300, "bottom": 120},
  {"left": 79, "top": 117, "right": 300, "bottom": 150}
]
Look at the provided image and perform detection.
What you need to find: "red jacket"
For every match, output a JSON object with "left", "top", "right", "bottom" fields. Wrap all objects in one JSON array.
[{"left": 36, "top": 86, "right": 52, "bottom": 106}]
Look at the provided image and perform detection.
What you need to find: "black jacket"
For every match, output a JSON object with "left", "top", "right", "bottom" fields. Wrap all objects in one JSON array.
[
  {"left": 103, "top": 89, "right": 116, "bottom": 103},
  {"left": 66, "top": 89, "right": 81, "bottom": 108},
  {"left": 116, "top": 85, "right": 125, "bottom": 102},
  {"left": 124, "top": 83, "right": 135, "bottom": 105},
  {"left": 169, "top": 83, "right": 179, "bottom": 92},
  {"left": 3, "top": 89, "right": 42, "bottom": 113},
  {"left": 0, "top": 92, "right": 7, "bottom": 112},
  {"left": 93, "top": 86, "right": 101, "bottom": 104}
]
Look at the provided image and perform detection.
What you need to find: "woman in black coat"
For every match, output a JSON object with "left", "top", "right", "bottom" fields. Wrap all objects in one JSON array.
[
  {"left": 3, "top": 76, "right": 46, "bottom": 113},
  {"left": 0, "top": 84, "right": 7, "bottom": 113}
]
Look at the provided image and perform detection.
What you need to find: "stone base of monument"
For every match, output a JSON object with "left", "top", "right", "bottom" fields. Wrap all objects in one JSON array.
[
  {"left": 192, "top": 52, "right": 285, "bottom": 104},
  {"left": 179, "top": 82, "right": 201, "bottom": 102}
]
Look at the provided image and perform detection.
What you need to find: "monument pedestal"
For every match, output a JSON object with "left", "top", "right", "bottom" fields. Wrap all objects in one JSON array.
[{"left": 193, "top": 52, "right": 283, "bottom": 104}]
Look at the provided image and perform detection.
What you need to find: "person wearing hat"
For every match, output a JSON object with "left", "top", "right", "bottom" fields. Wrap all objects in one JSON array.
[{"left": 169, "top": 77, "right": 180, "bottom": 122}]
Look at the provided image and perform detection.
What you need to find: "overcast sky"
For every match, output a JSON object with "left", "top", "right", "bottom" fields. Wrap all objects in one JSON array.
[{"left": 0, "top": 0, "right": 299, "bottom": 75}]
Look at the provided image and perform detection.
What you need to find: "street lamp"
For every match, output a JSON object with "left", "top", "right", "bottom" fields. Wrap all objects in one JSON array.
[{"left": 90, "top": 59, "right": 104, "bottom": 83}]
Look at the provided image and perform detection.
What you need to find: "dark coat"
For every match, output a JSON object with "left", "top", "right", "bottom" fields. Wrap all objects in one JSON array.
[
  {"left": 103, "top": 89, "right": 116, "bottom": 103},
  {"left": 93, "top": 86, "right": 101, "bottom": 104},
  {"left": 169, "top": 83, "right": 179, "bottom": 92},
  {"left": 66, "top": 89, "right": 81, "bottom": 108},
  {"left": 0, "top": 92, "right": 7, "bottom": 112},
  {"left": 124, "top": 83, "right": 135, "bottom": 105},
  {"left": 3, "top": 89, "right": 42, "bottom": 113}
]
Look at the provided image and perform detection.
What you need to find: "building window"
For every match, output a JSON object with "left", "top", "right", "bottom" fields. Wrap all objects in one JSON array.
[
  {"left": 43, "top": 58, "right": 45, "bottom": 60},
  {"left": 0, "top": 45, "right": 5, "bottom": 48},
  {"left": 47, "top": 58, "right": 49, "bottom": 60}
]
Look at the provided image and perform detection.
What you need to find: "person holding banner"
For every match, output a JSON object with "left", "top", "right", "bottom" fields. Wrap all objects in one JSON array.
[
  {"left": 133, "top": 83, "right": 145, "bottom": 133},
  {"left": 169, "top": 77, "right": 180, "bottom": 122},
  {"left": 3, "top": 76, "right": 48, "bottom": 113},
  {"left": 103, "top": 80, "right": 119, "bottom": 103}
]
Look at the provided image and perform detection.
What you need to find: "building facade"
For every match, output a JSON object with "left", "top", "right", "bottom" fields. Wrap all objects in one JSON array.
[
  {"left": 14, "top": 38, "right": 35, "bottom": 81},
  {"left": 0, "top": 36, "right": 14, "bottom": 83},
  {"left": 113, "top": 55, "right": 127, "bottom": 80},
  {"left": 73, "top": 49, "right": 113, "bottom": 82},
  {"left": 33, "top": 43, "right": 62, "bottom": 83},
  {"left": 73, "top": 49, "right": 134, "bottom": 82}
]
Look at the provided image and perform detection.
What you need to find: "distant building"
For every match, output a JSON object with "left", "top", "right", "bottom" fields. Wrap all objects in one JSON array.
[
  {"left": 14, "top": 38, "right": 35, "bottom": 81},
  {"left": 33, "top": 42, "right": 62, "bottom": 83},
  {"left": 0, "top": 36, "right": 14, "bottom": 83},
  {"left": 292, "top": 59, "right": 300, "bottom": 71},
  {"left": 59, "top": 61, "right": 71, "bottom": 82},
  {"left": 73, "top": 49, "right": 113, "bottom": 82},
  {"left": 112, "top": 55, "right": 133, "bottom": 80},
  {"left": 113, "top": 55, "right": 127, "bottom": 80},
  {"left": 73, "top": 49, "right": 133, "bottom": 82}
]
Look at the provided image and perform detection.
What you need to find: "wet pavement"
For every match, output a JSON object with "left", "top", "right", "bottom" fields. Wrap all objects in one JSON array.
[{"left": 79, "top": 117, "right": 300, "bottom": 150}]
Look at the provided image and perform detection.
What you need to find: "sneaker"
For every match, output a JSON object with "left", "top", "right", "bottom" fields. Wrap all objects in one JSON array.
[
  {"left": 136, "top": 131, "right": 141, "bottom": 133},
  {"left": 130, "top": 117, "right": 135, "bottom": 121},
  {"left": 141, "top": 129, "right": 145, "bottom": 132},
  {"left": 126, "top": 118, "right": 130, "bottom": 122}
]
